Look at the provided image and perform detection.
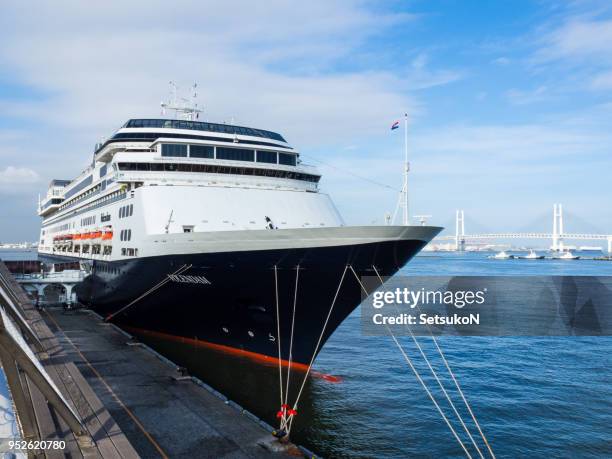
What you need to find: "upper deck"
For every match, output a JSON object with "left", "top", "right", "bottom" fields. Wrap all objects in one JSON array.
[
  {"left": 39, "top": 118, "right": 319, "bottom": 222},
  {"left": 94, "top": 119, "right": 292, "bottom": 162},
  {"left": 123, "top": 119, "right": 286, "bottom": 142}
]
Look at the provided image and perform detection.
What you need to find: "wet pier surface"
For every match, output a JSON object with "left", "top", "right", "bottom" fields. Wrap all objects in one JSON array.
[{"left": 42, "top": 307, "right": 300, "bottom": 458}]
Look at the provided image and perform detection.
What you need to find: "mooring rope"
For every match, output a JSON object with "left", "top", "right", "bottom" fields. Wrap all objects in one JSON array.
[
  {"left": 280, "top": 265, "right": 300, "bottom": 430},
  {"left": 371, "top": 266, "right": 495, "bottom": 458},
  {"left": 105, "top": 264, "right": 191, "bottom": 322},
  {"left": 284, "top": 264, "right": 349, "bottom": 435},
  {"left": 430, "top": 336, "right": 496, "bottom": 458},
  {"left": 371, "top": 267, "right": 484, "bottom": 458},
  {"left": 349, "top": 265, "right": 472, "bottom": 459},
  {"left": 273, "top": 266, "right": 285, "bottom": 419}
]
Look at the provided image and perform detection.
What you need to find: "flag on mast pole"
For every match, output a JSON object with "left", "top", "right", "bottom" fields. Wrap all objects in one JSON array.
[{"left": 391, "top": 120, "right": 400, "bottom": 130}]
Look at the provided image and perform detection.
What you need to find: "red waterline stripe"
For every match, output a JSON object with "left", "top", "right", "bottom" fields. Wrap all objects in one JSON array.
[{"left": 122, "top": 325, "right": 342, "bottom": 383}]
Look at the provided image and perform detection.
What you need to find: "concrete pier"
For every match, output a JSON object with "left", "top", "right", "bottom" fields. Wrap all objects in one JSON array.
[
  {"left": 0, "top": 261, "right": 307, "bottom": 458},
  {"left": 43, "top": 308, "right": 301, "bottom": 458}
]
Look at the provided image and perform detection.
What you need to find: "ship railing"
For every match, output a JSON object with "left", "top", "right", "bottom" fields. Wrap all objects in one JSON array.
[{"left": 13, "top": 271, "right": 86, "bottom": 281}]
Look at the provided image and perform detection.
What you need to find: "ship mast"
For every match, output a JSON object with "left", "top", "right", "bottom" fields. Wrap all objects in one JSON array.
[
  {"left": 161, "top": 81, "right": 203, "bottom": 121},
  {"left": 402, "top": 113, "right": 409, "bottom": 226},
  {"left": 390, "top": 113, "right": 411, "bottom": 226}
]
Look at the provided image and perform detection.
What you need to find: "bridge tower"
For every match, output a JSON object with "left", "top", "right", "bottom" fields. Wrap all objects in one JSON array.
[
  {"left": 455, "top": 210, "right": 465, "bottom": 251},
  {"left": 552, "top": 203, "right": 564, "bottom": 252}
]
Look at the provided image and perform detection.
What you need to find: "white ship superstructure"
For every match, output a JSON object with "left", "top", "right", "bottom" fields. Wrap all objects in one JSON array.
[{"left": 38, "top": 119, "right": 343, "bottom": 260}]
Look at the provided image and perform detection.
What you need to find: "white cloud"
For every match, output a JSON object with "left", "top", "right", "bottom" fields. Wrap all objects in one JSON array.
[
  {"left": 492, "top": 57, "right": 511, "bottom": 65},
  {"left": 0, "top": 1, "right": 436, "bottom": 150},
  {"left": 590, "top": 70, "right": 612, "bottom": 89},
  {"left": 0, "top": 166, "right": 39, "bottom": 185},
  {"left": 505, "top": 86, "right": 549, "bottom": 105},
  {"left": 529, "top": 15, "right": 612, "bottom": 93},
  {"left": 411, "top": 53, "right": 428, "bottom": 69},
  {"left": 536, "top": 19, "right": 612, "bottom": 62}
]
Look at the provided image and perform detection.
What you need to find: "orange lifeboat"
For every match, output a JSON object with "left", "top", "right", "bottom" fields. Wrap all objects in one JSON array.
[{"left": 101, "top": 227, "right": 113, "bottom": 241}]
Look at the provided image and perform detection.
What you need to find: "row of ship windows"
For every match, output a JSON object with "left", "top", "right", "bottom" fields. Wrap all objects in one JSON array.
[
  {"left": 117, "top": 162, "right": 320, "bottom": 183},
  {"left": 58, "top": 244, "right": 111, "bottom": 255},
  {"left": 47, "top": 222, "right": 71, "bottom": 235},
  {"left": 60, "top": 182, "right": 103, "bottom": 211},
  {"left": 55, "top": 243, "right": 137, "bottom": 257},
  {"left": 81, "top": 216, "right": 96, "bottom": 226},
  {"left": 119, "top": 204, "right": 133, "bottom": 219},
  {"left": 123, "top": 119, "right": 286, "bottom": 142},
  {"left": 42, "top": 198, "right": 63, "bottom": 210},
  {"left": 161, "top": 144, "right": 297, "bottom": 166},
  {"left": 120, "top": 229, "right": 132, "bottom": 241},
  {"left": 64, "top": 175, "right": 93, "bottom": 200},
  {"left": 58, "top": 187, "right": 121, "bottom": 218},
  {"left": 45, "top": 190, "right": 126, "bottom": 234}
]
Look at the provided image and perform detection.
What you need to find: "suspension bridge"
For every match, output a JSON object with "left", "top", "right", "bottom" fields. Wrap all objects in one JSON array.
[{"left": 433, "top": 204, "right": 612, "bottom": 253}]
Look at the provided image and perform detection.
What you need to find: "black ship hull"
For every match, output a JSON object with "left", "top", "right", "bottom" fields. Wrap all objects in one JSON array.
[{"left": 68, "top": 237, "right": 427, "bottom": 367}]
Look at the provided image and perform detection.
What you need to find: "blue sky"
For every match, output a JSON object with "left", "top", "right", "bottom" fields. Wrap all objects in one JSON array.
[{"left": 0, "top": 0, "right": 611, "bottom": 242}]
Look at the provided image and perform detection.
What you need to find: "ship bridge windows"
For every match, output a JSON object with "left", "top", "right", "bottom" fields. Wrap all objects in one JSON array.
[
  {"left": 278, "top": 153, "right": 297, "bottom": 166},
  {"left": 256, "top": 150, "right": 277, "bottom": 164},
  {"left": 216, "top": 147, "right": 255, "bottom": 162},
  {"left": 161, "top": 144, "right": 188, "bottom": 157},
  {"left": 189, "top": 145, "right": 214, "bottom": 158}
]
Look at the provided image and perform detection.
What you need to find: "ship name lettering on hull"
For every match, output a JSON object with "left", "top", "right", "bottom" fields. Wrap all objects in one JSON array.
[{"left": 167, "top": 274, "right": 212, "bottom": 285}]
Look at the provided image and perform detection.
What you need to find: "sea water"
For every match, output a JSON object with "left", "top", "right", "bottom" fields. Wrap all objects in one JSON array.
[{"left": 304, "top": 253, "right": 612, "bottom": 458}]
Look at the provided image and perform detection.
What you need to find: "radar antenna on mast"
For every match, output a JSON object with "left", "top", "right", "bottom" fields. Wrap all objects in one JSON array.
[{"left": 160, "top": 81, "right": 203, "bottom": 120}]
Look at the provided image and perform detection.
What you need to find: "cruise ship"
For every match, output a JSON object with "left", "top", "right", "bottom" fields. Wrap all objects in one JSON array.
[{"left": 37, "top": 101, "right": 441, "bottom": 368}]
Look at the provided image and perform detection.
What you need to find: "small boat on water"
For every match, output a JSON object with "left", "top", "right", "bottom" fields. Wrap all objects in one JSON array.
[
  {"left": 554, "top": 251, "right": 580, "bottom": 260},
  {"left": 490, "top": 250, "right": 514, "bottom": 260},
  {"left": 519, "top": 250, "right": 544, "bottom": 260}
]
